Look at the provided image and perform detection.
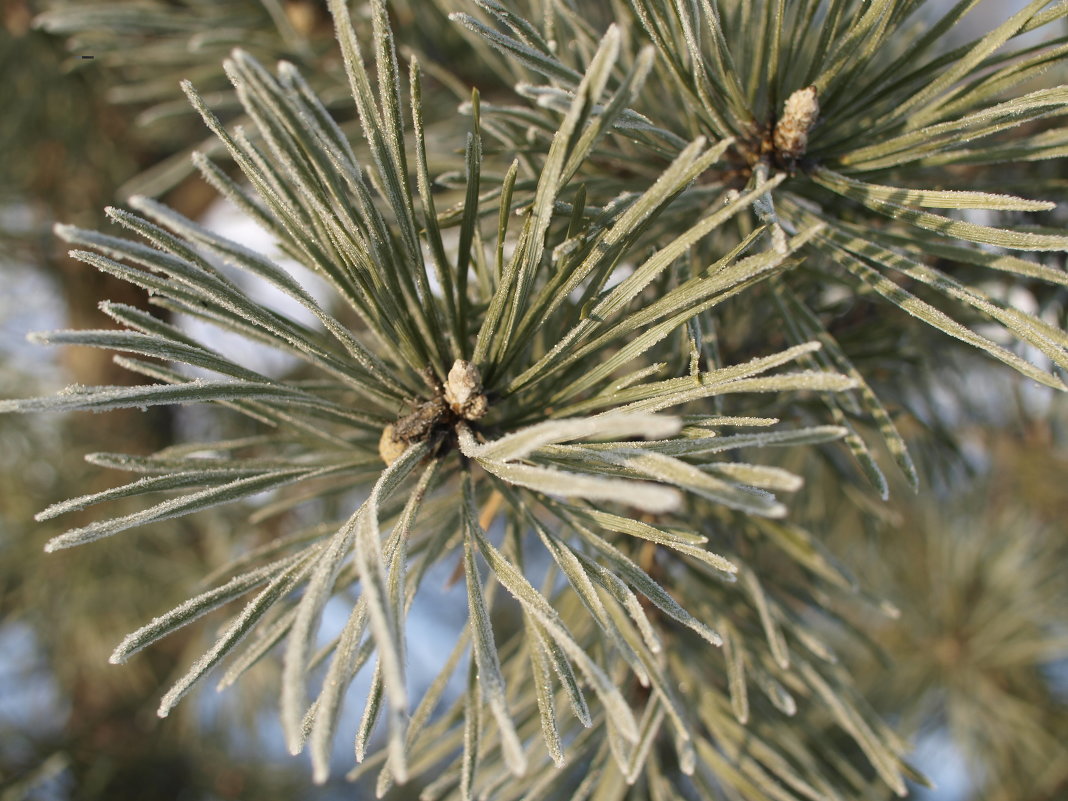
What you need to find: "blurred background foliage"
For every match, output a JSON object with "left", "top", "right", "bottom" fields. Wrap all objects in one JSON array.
[{"left": 0, "top": 0, "right": 1065, "bottom": 799}]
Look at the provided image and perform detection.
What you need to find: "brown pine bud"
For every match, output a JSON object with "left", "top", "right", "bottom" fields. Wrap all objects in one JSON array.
[
  {"left": 378, "top": 423, "right": 407, "bottom": 466},
  {"left": 773, "top": 86, "right": 819, "bottom": 162}
]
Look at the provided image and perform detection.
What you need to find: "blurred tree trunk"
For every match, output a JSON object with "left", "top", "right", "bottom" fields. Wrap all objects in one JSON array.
[{"left": 1, "top": 8, "right": 240, "bottom": 798}]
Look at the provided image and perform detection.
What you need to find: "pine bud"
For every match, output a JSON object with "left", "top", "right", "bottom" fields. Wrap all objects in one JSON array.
[
  {"left": 444, "top": 359, "right": 488, "bottom": 421},
  {"left": 773, "top": 86, "right": 819, "bottom": 162},
  {"left": 378, "top": 423, "right": 406, "bottom": 466}
]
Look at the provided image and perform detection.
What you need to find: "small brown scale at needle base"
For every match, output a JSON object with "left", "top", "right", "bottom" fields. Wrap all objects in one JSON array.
[{"left": 379, "top": 359, "right": 488, "bottom": 465}]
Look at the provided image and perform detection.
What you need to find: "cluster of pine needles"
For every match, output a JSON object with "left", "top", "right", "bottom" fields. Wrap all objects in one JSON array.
[{"left": 4, "top": 1, "right": 1068, "bottom": 799}]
